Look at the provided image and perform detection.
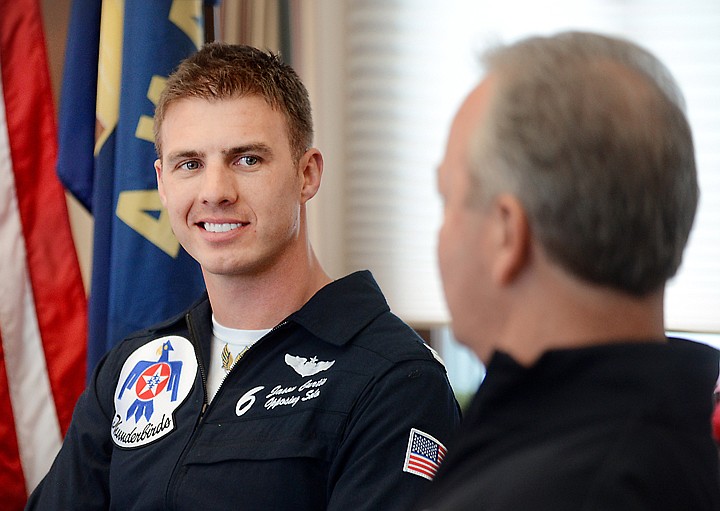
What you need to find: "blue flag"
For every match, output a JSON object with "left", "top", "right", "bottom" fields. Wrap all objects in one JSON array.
[{"left": 58, "top": 0, "right": 210, "bottom": 372}]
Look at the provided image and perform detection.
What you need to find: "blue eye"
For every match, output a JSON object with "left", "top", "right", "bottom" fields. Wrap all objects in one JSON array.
[
  {"left": 238, "top": 155, "right": 259, "bottom": 167},
  {"left": 179, "top": 160, "right": 201, "bottom": 171}
]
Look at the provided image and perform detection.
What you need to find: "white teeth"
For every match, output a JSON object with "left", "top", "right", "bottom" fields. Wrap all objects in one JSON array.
[{"left": 203, "top": 222, "right": 242, "bottom": 233}]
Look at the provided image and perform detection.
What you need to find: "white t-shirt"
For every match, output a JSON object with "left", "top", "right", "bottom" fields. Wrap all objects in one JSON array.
[{"left": 206, "top": 315, "right": 270, "bottom": 402}]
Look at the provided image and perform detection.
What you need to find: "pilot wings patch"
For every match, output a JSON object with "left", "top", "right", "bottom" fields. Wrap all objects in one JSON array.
[{"left": 284, "top": 354, "right": 335, "bottom": 377}]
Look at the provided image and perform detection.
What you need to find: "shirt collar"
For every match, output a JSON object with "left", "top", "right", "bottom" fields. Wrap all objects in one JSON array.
[{"left": 175, "top": 270, "right": 390, "bottom": 348}]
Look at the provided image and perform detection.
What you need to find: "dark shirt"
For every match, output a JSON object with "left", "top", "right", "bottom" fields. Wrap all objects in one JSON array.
[{"left": 417, "top": 339, "right": 720, "bottom": 510}]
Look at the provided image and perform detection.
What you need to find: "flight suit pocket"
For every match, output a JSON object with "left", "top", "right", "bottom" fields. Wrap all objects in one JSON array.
[
  {"left": 187, "top": 409, "right": 344, "bottom": 464},
  {"left": 175, "top": 414, "right": 338, "bottom": 509}
]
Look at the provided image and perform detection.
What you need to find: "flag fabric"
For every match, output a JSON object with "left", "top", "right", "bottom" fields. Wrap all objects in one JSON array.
[
  {"left": 0, "top": 0, "right": 88, "bottom": 507},
  {"left": 403, "top": 428, "right": 447, "bottom": 481},
  {"left": 58, "top": 0, "right": 209, "bottom": 374}
]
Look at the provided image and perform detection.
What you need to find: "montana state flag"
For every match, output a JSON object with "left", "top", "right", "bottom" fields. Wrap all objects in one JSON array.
[{"left": 58, "top": 0, "right": 209, "bottom": 372}]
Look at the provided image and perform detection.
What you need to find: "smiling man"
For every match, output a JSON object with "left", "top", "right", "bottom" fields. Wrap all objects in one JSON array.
[{"left": 27, "top": 43, "right": 460, "bottom": 511}]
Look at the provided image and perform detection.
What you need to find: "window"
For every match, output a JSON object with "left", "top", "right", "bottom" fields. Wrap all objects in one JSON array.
[{"left": 343, "top": 1, "right": 720, "bottom": 393}]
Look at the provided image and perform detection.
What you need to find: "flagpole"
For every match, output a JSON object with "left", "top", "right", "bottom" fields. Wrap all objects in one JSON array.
[{"left": 204, "top": 0, "right": 219, "bottom": 43}]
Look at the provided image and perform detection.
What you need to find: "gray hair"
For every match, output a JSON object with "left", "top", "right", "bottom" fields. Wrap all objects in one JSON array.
[{"left": 470, "top": 31, "right": 697, "bottom": 296}]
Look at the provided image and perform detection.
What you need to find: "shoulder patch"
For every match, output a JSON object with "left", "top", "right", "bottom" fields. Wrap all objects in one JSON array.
[
  {"left": 112, "top": 335, "right": 197, "bottom": 448},
  {"left": 403, "top": 428, "right": 447, "bottom": 481}
]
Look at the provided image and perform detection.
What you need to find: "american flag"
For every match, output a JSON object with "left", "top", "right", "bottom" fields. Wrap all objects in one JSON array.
[
  {"left": 0, "top": 0, "right": 88, "bottom": 507},
  {"left": 403, "top": 428, "right": 447, "bottom": 481}
]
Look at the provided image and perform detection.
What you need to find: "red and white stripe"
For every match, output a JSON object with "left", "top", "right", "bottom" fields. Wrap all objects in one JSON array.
[
  {"left": 406, "top": 443, "right": 446, "bottom": 480},
  {"left": 0, "top": 0, "right": 87, "bottom": 508}
]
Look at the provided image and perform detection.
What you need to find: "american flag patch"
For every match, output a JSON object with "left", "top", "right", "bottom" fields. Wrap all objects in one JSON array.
[{"left": 402, "top": 428, "right": 447, "bottom": 481}]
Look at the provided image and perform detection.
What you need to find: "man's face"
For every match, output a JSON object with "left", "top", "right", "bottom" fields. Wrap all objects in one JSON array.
[
  {"left": 437, "top": 79, "right": 499, "bottom": 361},
  {"left": 155, "top": 95, "right": 313, "bottom": 279}
]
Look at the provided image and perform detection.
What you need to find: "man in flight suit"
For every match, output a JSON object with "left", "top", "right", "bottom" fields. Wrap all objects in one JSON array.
[{"left": 28, "top": 43, "right": 460, "bottom": 511}]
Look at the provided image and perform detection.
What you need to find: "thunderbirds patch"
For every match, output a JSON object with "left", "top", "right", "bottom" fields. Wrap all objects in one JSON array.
[{"left": 112, "top": 336, "right": 197, "bottom": 448}]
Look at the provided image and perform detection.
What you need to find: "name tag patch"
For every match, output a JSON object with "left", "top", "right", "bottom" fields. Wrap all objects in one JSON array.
[
  {"left": 235, "top": 353, "right": 335, "bottom": 417},
  {"left": 112, "top": 335, "right": 197, "bottom": 448}
]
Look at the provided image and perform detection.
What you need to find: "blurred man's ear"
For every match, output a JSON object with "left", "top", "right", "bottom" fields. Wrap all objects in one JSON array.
[{"left": 491, "top": 194, "right": 530, "bottom": 285}]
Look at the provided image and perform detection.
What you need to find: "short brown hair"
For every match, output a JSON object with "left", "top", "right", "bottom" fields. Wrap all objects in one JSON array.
[{"left": 154, "top": 43, "right": 313, "bottom": 161}]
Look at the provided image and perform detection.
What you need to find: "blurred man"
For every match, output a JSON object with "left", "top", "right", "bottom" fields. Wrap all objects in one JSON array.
[
  {"left": 27, "top": 43, "right": 460, "bottom": 511},
  {"left": 419, "top": 31, "right": 720, "bottom": 510}
]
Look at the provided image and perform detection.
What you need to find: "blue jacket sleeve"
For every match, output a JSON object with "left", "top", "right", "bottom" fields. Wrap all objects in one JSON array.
[{"left": 327, "top": 358, "right": 461, "bottom": 511}]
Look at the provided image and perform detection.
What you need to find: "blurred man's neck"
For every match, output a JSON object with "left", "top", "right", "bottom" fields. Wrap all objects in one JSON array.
[{"left": 496, "top": 260, "right": 666, "bottom": 367}]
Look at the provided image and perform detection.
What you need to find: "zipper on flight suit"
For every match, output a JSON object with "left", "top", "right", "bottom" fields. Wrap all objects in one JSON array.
[
  {"left": 187, "top": 313, "right": 210, "bottom": 417},
  {"left": 164, "top": 315, "right": 290, "bottom": 509},
  {"left": 206, "top": 319, "right": 290, "bottom": 410}
]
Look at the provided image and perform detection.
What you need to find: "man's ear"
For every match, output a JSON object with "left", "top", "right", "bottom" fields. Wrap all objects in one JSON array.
[
  {"left": 154, "top": 159, "right": 167, "bottom": 207},
  {"left": 491, "top": 193, "right": 530, "bottom": 285},
  {"left": 299, "top": 148, "right": 324, "bottom": 204}
]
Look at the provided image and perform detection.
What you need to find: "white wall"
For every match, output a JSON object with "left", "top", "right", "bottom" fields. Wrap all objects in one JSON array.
[{"left": 300, "top": 0, "right": 348, "bottom": 280}]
